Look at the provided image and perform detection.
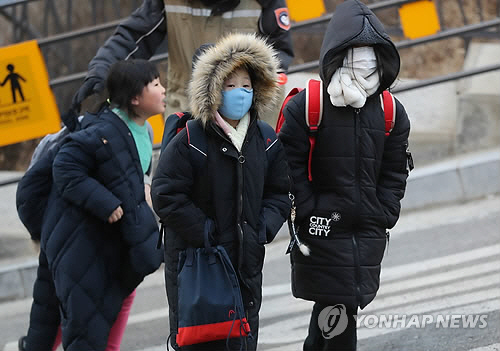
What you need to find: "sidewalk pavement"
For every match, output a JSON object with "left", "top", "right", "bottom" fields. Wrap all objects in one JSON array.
[{"left": 1, "top": 148, "right": 499, "bottom": 302}]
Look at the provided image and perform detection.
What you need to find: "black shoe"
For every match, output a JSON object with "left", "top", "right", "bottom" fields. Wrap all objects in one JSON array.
[{"left": 18, "top": 336, "right": 27, "bottom": 351}]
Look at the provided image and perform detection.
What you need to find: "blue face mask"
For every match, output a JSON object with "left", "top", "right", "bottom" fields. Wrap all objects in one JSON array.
[{"left": 219, "top": 88, "right": 253, "bottom": 121}]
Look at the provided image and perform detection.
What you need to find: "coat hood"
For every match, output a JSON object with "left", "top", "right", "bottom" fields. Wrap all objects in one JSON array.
[
  {"left": 319, "top": 0, "right": 400, "bottom": 91},
  {"left": 188, "top": 33, "right": 280, "bottom": 126}
]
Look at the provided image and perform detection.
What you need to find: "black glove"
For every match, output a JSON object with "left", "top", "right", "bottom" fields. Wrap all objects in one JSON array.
[
  {"left": 62, "top": 76, "right": 105, "bottom": 131},
  {"left": 73, "top": 76, "right": 105, "bottom": 111},
  {"left": 60, "top": 104, "right": 80, "bottom": 132}
]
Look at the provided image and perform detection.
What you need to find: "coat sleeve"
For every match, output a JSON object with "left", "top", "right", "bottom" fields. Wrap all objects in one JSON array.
[
  {"left": 259, "top": 139, "right": 291, "bottom": 243},
  {"left": 376, "top": 98, "right": 411, "bottom": 229},
  {"left": 258, "top": 0, "right": 294, "bottom": 72},
  {"left": 85, "top": 0, "right": 166, "bottom": 85},
  {"left": 151, "top": 130, "right": 206, "bottom": 247},
  {"left": 52, "top": 134, "right": 122, "bottom": 223},
  {"left": 277, "top": 92, "right": 316, "bottom": 225}
]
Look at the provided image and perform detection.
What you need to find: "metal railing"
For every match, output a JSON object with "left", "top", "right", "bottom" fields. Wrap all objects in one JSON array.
[
  {"left": 1, "top": 0, "right": 499, "bottom": 187},
  {"left": 1, "top": 0, "right": 497, "bottom": 91}
]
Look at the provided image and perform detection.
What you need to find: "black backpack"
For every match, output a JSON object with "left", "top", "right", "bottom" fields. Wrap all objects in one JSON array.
[{"left": 15, "top": 112, "right": 100, "bottom": 241}]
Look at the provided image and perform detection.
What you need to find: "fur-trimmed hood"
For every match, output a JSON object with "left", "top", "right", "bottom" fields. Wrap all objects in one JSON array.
[{"left": 188, "top": 33, "right": 280, "bottom": 125}]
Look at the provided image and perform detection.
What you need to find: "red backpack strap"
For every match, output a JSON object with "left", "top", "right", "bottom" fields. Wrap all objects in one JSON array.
[
  {"left": 381, "top": 90, "right": 396, "bottom": 136},
  {"left": 305, "top": 79, "right": 323, "bottom": 182},
  {"left": 276, "top": 87, "right": 303, "bottom": 132}
]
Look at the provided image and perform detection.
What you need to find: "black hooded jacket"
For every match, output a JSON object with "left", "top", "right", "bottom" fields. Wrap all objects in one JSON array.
[
  {"left": 151, "top": 33, "right": 291, "bottom": 349},
  {"left": 278, "top": 0, "right": 411, "bottom": 310}
]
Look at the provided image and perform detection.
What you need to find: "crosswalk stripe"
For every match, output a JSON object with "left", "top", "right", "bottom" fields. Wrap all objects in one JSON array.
[
  {"left": 358, "top": 297, "right": 499, "bottom": 340},
  {"left": 379, "top": 260, "right": 500, "bottom": 296},
  {"left": 264, "top": 339, "right": 500, "bottom": 351},
  {"left": 259, "top": 292, "right": 500, "bottom": 346},
  {"left": 366, "top": 272, "right": 500, "bottom": 313},
  {"left": 381, "top": 244, "right": 500, "bottom": 282},
  {"left": 468, "top": 343, "right": 500, "bottom": 351},
  {"left": 260, "top": 256, "right": 499, "bottom": 322},
  {"left": 128, "top": 307, "right": 168, "bottom": 325},
  {"left": 3, "top": 341, "right": 17, "bottom": 351},
  {"left": 4, "top": 243, "right": 498, "bottom": 351}
]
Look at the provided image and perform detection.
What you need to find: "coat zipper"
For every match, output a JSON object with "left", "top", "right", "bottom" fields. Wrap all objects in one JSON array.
[
  {"left": 353, "top": 108, "right": 362, "bottom": 306},
  {"left": 213, "top": 123, "right": 254, "bottom": 307},
  {"left": 236, "top": 139, "right": 254, "bottom": 308}
]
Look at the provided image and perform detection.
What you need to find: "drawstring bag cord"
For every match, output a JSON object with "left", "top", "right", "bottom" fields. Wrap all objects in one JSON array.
[
  {"left": 166, "top": 333, "right": 173, "bottom": 351},
  {"left": 219, "top": 247, "right": 248, "bottom": 351}
]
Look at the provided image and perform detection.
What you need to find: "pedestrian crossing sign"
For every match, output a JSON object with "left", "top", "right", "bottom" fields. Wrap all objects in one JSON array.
[{"left": 0, "top": 40, "right": 61, "bottom": 147}]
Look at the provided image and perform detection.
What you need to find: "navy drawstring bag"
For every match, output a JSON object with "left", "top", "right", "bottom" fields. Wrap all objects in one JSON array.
[{"left": 175, "top": 219, "right": 251, "bottom": 348}]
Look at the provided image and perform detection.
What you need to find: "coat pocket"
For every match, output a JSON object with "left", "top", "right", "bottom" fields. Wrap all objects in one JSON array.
[{"left": 242, "top": 222, "right": 265, "bottom": 276}]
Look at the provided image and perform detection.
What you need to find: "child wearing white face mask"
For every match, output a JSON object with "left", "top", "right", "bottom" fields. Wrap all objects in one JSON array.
[
  {"left": 328, "top": 46, "right": 380, "bottom": 108},
  {"left": 152, "top": 33, "right": 291, "bottom": 350},
  {"left": 278, "top": 1, "right": 413, "bottom": 350}
]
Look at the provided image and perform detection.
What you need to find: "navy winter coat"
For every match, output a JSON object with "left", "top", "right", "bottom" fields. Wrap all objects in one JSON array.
[
  {"left": 279, "top": 0, "right": 411, "bottom": 310},
  {"left": 40, "top": 107, "right": 162, "bottom": 351},
  {"left": 152, "top": 33, "right": 291, "bottom": 350}
]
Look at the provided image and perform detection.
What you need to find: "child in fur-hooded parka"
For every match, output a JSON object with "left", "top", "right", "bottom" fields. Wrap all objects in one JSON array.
[{"left": 152, "top": 33, "right": 291, "bottom": 350}]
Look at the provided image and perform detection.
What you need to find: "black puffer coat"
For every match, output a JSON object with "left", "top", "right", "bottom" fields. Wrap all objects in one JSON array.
[
  {"left": 41, "top": 107, "right": 162, "bottom": 351},
  {"left": 152, "top": 33, "right": 291, "bottom": 350},
  {"left": 279, "top": 0, "right": 411, "bottom": 310}
]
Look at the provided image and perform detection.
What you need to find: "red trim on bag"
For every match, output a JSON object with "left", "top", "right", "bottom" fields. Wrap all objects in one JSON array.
[{"left": 177, "top": 318, "right": 251, "bottom": 347}]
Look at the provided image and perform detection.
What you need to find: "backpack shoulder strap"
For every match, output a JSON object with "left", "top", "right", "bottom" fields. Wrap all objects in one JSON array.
[
  {"left": 161, "top": 111, "right": 191, "bottom": 153},
  {"left": 380, "top": 90, "right": 396, "bottom": 136},
  {"left": 186, "top": 119, "right": 207, "bottom": 167},
  {"left": 257, "top": 120, "right": 278, "bottom": 152},
  {"left": 305, "top": 78, "right": 323, "bottom": 182},
  {"left": 305, "top": 79, "right": 323, "bottom": 132},
  {"left": 275, "top": 87, "right": 303, "bottom": 132}
]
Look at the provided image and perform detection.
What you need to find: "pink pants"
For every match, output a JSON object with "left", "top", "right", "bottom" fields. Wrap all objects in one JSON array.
[{"left": 52, "top": 290, "right": 136, "bottom": 351}]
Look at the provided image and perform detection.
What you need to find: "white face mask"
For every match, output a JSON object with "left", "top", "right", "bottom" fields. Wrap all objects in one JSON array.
[{"left": 327, "top": 46, "right": 380, "bottom": 108}]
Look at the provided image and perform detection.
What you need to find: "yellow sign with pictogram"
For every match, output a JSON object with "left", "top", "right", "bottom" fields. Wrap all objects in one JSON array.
[
  {"left": 286, "top": 0, "right": 325, "bottom": 22},
  {"left": 399, "top": 0, "right": 441, "bottom": 39},
  {"left": 0, "top": 40, "right": 61, "bottom": 147}
]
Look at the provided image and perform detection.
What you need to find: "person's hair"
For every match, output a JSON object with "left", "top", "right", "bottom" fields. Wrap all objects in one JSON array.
[
  {"left": 322, "top": 48, "right": 348, "bottom": 84},
  {"left": 106, "top": 59, "right": 159, "bottom": 117},
  {"left": 373, "top": 44, "right": 398, "bottom": 91}
]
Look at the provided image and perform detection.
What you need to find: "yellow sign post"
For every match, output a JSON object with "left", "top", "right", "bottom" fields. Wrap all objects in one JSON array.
[
  {"left": 399, "top": 0, "right": 441, "bottom": 39},
  {"left": 0, "top": 40, "right": 61, "bottom": 147},
  {"left": 148, "top": 114, "right": 165, "bottom": 145}
]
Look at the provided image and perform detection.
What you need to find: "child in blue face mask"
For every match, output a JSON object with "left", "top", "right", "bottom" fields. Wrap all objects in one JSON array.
[
  {"left": 219, "top": 66, "right": 253, "bottom": 121},
  {"left": 215, "top": 66, "right": 254, "bottom": 151},
  {"left": 152, "top": 33, "right": 291, "bottom": 350}
]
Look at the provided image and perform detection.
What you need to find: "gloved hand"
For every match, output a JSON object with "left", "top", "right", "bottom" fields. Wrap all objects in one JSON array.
[
  {"left": 62, "top": 76, "right": 105, "bottom": 131},
  {"left": 60, "top": 104, "right": 80, "bottom": 132},
  {"left": 72, "top": 76, "right": 105, "bottom": 111}
]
